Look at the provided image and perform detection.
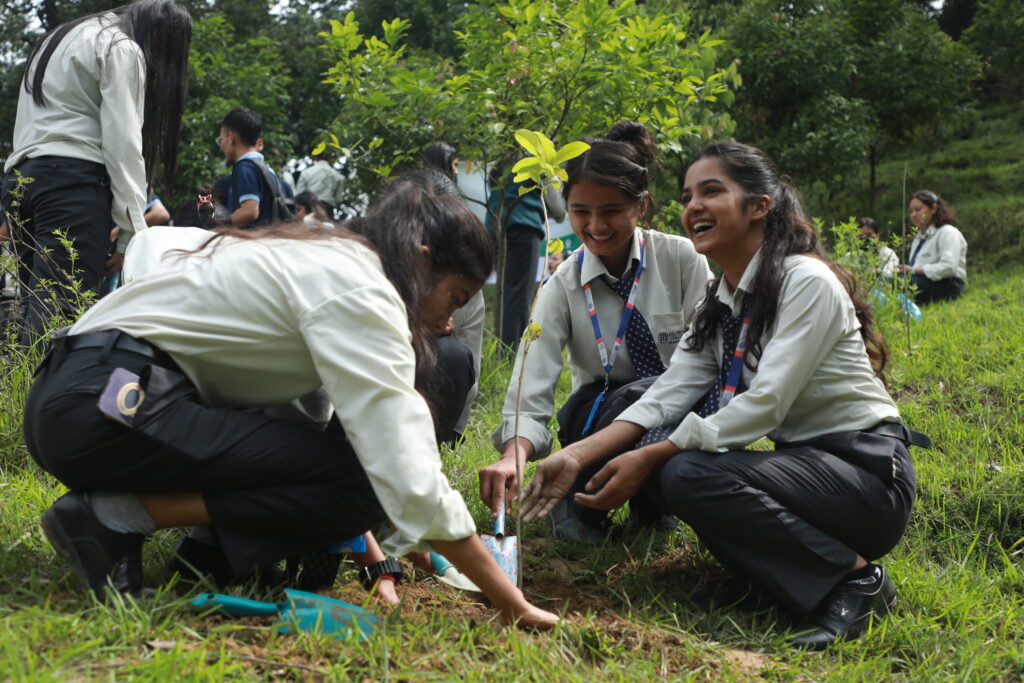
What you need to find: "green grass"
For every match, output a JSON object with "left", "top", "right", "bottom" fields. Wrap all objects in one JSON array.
[{"left": 2, "top": 269, "right": 1024, "bottom": 680}]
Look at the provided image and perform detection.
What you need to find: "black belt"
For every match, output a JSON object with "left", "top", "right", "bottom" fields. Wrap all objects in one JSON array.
[
  {"left": 58, "top": 330, "right": 164, "bottom": 361},
  {"left": 865, "top": 421, "right": 932, "bottom": 449}
]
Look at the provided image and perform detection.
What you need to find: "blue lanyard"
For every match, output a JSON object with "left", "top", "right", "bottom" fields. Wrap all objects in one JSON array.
[
  {"left": 720, "top": 303, "right": 752, "bottom": 409},
  {"left": 575, "top": 239, "right": 647, "bottom": 435}
]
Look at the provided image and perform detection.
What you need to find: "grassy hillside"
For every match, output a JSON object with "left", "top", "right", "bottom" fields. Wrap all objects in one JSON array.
[
  {"left": 2, "top": 266, "right": 1023, "bottom": 679},
  {"left": 808, "top": 104, "right": 1024, "bottom": 269}
]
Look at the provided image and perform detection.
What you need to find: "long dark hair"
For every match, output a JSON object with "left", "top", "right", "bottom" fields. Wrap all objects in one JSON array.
[
  {"left": 685, "top": 142, "right": 888, "bottom": 379},
  {"left": 562, "top": 120, "right": 657, "bottom": 207},
  {"left": 912, "top": 190, "right": 956, "bottom": 227},
  {"left": 351, "top": 169, "right": 493, "bottom": 396},
  {"left": 423, "top": 142, "right": 458, "bottom": 182},
  {"left": 294, "top": 191, "right": 329, "bottom": 222},
  {"left": 22, "top": 0, "right": 192, "bottom": 190}
]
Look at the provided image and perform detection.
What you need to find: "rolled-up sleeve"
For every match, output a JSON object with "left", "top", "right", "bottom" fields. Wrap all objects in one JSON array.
[
  {"left": 492, "top": 277, "right": 573, "bottom": 459},
  {"left": 300, "top": 286, "right": 475, "bottom": 556},
  {"left": 101, "top": 39, "right": 148, "bottom": 252},
  {"left": 668, "top": 267, "right": 853, "bottom": 451}
]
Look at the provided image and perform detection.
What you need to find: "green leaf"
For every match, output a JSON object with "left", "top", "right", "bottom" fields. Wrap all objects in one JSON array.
[
  {"left": 553, "top": 141, "right": 591, "bottom": 164},
  {"left": 511, "top": 157, "right": 541, "bottom": 173},
  {"left": 514, "top": 129, "right": 541, "bottom": 156},
  {"left": 311, "top": 142, "right": 327, "bottom": 156}
]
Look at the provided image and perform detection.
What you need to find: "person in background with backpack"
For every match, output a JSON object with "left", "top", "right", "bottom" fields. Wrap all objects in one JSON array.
[{"left": 218, "top": 108, "right": 294, "bottom": 228}]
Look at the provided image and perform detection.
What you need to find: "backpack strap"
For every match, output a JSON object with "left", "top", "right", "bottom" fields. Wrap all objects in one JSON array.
[{"left": 241, "top": 158, "right": 294, "bottom": 223}]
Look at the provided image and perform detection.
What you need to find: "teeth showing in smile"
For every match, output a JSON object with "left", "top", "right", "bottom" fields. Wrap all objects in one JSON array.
[
  {"left": 691, "top": 221, "right": 715, "bottom": 234},
  {"left": 587, "top": 233, "right": 613, "bottom": 242}
]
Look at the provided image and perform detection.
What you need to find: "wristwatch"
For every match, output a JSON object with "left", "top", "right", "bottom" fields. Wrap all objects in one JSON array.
[{"left": 359, "top": 558, "right": 403, "bottom": 590}]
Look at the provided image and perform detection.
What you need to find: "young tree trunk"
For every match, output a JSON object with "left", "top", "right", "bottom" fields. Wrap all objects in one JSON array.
[{"left": 868, "top": 144, "right": 878, "bottom": 216}]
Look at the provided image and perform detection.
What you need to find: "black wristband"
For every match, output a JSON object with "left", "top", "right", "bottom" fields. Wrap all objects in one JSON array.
[{"left": 359, "top": 558, "right": 403, "bottom": 590}]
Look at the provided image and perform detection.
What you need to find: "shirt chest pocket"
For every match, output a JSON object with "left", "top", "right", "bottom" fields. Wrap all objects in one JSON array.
[{"left": 648, "top": 312, "right": 686, "bottom": 346}]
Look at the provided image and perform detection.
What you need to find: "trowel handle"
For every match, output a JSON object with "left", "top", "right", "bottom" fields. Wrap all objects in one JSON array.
[
  {"left": 429, "top": 551, "right": 453, "bottom": 575},
  {"left": 494, "top": 500, "right": 506, "bottom": 537},
  {"left": 191, "top": 593, "right": 282, "bottom": 617}
]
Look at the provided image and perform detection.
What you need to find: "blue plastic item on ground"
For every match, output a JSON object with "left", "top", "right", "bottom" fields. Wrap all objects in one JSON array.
[{"left": 191, "top": 588, "right": 380, "bottom": 640}]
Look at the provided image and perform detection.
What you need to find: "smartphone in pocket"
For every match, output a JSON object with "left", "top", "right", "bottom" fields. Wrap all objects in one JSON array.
[{"left": 97, "top": 367, "right": 145, "bottom": 427}]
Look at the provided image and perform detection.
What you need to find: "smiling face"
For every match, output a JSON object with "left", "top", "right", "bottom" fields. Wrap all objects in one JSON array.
[
  {"left": 420, "top": 273, "right": 484, "bottom": 334},
  {"left": 908, "top": 197, "right": 935, "bottom": 231},
  {"left": 567, "top": 179, "right": 644, "bottom": 275},
  {"left": 680, "top": 156, "right": 768, "bottom": 271}
]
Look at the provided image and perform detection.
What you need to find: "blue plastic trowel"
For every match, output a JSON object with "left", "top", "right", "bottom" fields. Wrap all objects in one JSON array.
[{"left": 191, "top": 588, "right": 380, "bottom": 640}]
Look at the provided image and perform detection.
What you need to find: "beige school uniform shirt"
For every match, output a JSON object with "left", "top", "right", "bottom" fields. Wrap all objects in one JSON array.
[
  {"left": 72, "top": 234, "right": 475, "bottom": 555},
  {"left": 5, "top": 14, "right": 148, "bottom": 252},
  {"left": 493, "top": 228, "right": 713, "bottom": 459},
  {"left": 617, "top": 249, "right": 901, "bottom": 451},
  {"left": 909, "top": 223, "right": 967, "bottom": 283}
]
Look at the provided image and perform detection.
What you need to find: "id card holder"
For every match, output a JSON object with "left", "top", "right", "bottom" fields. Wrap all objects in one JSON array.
[{"left": 97, "top": 367, "right": 146, "bottom": 427}]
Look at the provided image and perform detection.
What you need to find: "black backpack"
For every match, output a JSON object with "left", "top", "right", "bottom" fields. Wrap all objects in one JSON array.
[{"left": 242, "top": 158, "right": 295, "bottom": 224}]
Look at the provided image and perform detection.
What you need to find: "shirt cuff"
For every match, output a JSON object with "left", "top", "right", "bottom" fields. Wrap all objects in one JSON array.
[
  {"left": 616, "top": 400, "right": 668, "bottom": 431},
  {"left": 668, "top": 412, "right": 725, "bottom": 453},
  {"left": 493, "top": 417, "right": 552, "bottom": 460},
  {"left": 238, "top": 194, "right": 261, "bottom": 204},
  {"left": 380, "top": 488, "right": 476, "bottom": 556}
]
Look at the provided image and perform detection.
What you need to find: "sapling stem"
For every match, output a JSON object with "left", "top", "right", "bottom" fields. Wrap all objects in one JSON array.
[{"left": 511, "top": 186, "right": 553, "bottom": 588}]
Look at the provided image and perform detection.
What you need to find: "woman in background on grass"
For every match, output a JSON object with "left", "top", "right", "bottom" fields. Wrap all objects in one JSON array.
[
  {"left": 24, "top": 176, "right": 557, "bottom": 628},
  {"left": 520, "top": 141, "right": 928, "bottom": 649},
  {"left": 897, "top": 190, "right": 967, "bottom": 304},
  {"left": 479, "top": 121, "right": 712, "bottom": 543}
]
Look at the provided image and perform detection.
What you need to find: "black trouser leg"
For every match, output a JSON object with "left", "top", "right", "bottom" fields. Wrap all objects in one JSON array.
[
  {"left": 432, "top": 335, "right": 476, "bottom": 447},
  {"left": 25, "top": 344, "right": 387, "bottom": 577},
  {"left": 654, "top": 446, "right": 915, "bottom": 614},
  {"left": 911, "top": 273, "right": 964, "bottom": 304},
  {"left": 555, "top": 380, "right": 665, "bottom": 527},
  {"left": 3, "top": 158, "right": 113, "bottom": 339},
  {"left": 500, "top": 226, "right": 541, "bottom": 351}
]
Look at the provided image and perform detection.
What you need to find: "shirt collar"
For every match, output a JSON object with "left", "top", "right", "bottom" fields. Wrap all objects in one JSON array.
[
  {"left": 578, "top": 228, "right": 643, "bottom": 285},
  {"left": 237, "top": 151, "right": 265, "bottom": 164},
  {"left": 716, "top": 246, "right": 762, "bottom": 314}
]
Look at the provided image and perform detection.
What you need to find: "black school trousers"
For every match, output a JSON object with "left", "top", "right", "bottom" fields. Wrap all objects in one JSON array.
[
  {"left": 2, "top": 157, "right": 114, "bottom": 338},
  {"left": 23, "top": 332, "right": 387, "bottom": 577},
  {"left": 643, "top": 426, "right": 917, "bottom": 615},
  {"left": 499, "top": 225, "right": 541, "bottom": 351},
  {"left": 911, "top": 273, "right": 965, "bottom": 305}
]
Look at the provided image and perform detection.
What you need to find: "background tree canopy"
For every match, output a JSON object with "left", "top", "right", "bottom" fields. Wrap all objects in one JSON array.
[{"left": 0, "top": 0, "right": 1011, "bottom": 237}]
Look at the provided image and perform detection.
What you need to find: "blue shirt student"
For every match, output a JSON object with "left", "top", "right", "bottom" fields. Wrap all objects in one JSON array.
[{"left": 226, "top": 151, "right": 294, "bottom": 227}]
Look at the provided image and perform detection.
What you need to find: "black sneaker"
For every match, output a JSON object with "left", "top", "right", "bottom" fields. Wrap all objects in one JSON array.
[
  {"left": 548, "top": 499, "right": 607, "bottom": 545},
  {"left": 41, "top": 492, "right": 146, "bottom": 601},
  {"left": 788, "top": 567, "right": 897, "bottom": 649},
  {"left": 167, "top": 535, "right": 285, "bottom": 590}
]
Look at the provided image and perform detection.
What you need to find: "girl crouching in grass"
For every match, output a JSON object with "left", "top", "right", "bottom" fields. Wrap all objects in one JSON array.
[{"left": 520, "top": 141, "right": 928, "bottom": 648}]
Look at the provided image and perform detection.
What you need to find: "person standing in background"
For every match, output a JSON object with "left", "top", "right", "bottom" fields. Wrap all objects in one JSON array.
[
  {"left": 1, "top": 0, "right": 191, "bottom": 338},
  {"left": 218, "top": 108, "right": 294, "bottom": 229},
  {"left": 486, "top": 161, "right": 567, "bottom": 352},
  {"left": 296, "top": 153, "right": 345, "bottom": 220}
]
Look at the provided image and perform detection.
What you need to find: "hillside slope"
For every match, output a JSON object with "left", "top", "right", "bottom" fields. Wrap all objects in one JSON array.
[{"left": 810, "top": 104, "right": 1024, "bottom": 268}]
